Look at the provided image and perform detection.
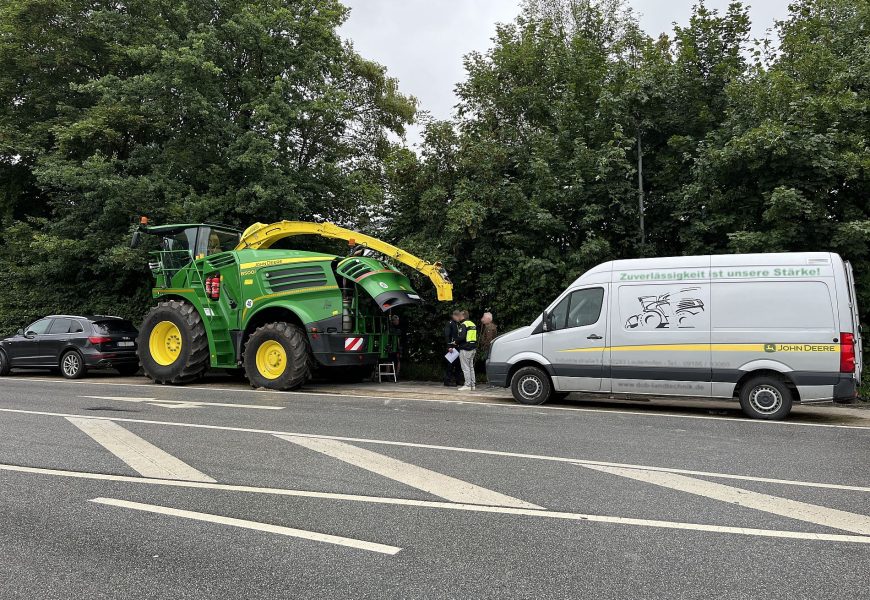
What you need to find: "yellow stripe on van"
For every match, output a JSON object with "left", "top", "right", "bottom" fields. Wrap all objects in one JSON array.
[{"left": 559, "top": 343, "right": 840, "bottom": 353}]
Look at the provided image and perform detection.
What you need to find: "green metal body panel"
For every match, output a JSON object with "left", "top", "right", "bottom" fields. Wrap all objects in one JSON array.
[{"left": 146, "top": 229, "right": 417, "bottom": 370}]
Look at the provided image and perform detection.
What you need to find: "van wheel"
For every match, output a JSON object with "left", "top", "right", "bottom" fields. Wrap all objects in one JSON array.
[
  {"left": 244, "top": 322, "right": 311, "bottom": 390},
  {"left": 739, "top": 375, "right": 793, "bottom": 420},
  {"left": 510, "top": 366, "right": 552, "bottom": 405}
]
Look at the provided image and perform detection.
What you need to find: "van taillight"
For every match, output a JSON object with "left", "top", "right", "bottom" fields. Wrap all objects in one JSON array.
[
  {"left": 840, "top": 332, "right": 856, "bottom": 373},
  {"left": 205, "top": 275, "right": 220, "bottom": 300}
]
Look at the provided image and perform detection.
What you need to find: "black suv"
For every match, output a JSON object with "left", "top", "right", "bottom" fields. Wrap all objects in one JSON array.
[{"left": 0, "top": 315, "right": 139, "bottom": 379}]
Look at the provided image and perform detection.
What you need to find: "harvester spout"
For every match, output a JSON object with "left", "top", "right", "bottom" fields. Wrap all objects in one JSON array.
[{"left": 235, "top": 221, "right": 453, "bottom": 301}]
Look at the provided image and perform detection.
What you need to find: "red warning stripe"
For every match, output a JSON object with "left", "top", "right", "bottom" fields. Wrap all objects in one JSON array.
[{"left": 344, "top": 337, "right": 364, "bottom": 351}]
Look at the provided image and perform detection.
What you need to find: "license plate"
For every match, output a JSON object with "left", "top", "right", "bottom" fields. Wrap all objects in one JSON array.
[{"left": 117, "top": 341, "right": 135, "bottom": 347}]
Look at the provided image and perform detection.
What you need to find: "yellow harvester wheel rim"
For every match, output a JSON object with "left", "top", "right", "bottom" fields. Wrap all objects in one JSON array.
[
  {"left": 149, "top": 321, "right": 183, "bottom": 366},
  {"left": 255, "top": 340, "right": 287, "bottom": 380}
]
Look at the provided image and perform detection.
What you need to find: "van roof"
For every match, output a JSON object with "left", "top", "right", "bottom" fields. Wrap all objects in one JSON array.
[{"left": 575, "top": 252, "right": 840, "bottom": 284}]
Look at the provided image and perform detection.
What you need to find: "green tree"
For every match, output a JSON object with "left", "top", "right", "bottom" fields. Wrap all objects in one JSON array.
[
  {"left": 679, "top": 0, "right": 870, "bottom": 308},
  {"left": 0, "top": 0, "right": 415, "bottom": 331}
]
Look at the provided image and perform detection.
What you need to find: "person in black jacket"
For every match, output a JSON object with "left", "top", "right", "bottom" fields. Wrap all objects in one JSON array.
[{"left": 443, "top": 310, "right": 464, "bottom": 386}]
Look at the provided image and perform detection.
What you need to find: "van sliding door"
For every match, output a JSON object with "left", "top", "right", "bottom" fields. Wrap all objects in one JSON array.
[{"left": 610, "top": 265, "right": 712, "bottom": 398}]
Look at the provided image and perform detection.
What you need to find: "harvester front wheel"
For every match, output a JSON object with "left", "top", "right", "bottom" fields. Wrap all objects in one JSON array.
[
  {"left": 244, "top": 322, "right": 310, "bottom": 390},
  {"left": 138, "top": 300, "right": 210, "bottom": 384}
]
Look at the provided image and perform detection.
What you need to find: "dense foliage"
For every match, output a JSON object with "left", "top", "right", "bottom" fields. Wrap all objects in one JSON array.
[
  {"left": 388, "top": 0, "right": 870, "bottom": 364},
  {"left": 1, "top": 0, "right": 868, "bottom": 372},
  {"left": 0, "top": 0, "right": 414, "bottom": 330}
]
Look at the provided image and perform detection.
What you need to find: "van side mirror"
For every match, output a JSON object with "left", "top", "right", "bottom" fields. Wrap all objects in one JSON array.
[{"left": 542, "top": 311, "right": 549, "bottom": 332}]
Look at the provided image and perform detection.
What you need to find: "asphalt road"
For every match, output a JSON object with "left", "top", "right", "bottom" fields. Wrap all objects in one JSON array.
[{"left": 1, "top": 375, "right": 869, "bottom": 599}]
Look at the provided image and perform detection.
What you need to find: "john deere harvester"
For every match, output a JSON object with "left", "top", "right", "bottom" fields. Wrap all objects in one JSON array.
[{"left": 131, "top": 219, "right": 452, "bottom": 390}]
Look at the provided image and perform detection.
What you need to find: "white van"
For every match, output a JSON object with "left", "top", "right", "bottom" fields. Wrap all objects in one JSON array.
[{"left": 486, "top": 253, "right": 862, "bottom": 419}]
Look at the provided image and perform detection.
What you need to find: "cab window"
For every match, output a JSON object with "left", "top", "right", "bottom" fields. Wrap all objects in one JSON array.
[
  {"left": 162, "top": 229, "right": 198, "bottom": 270},
  {"left": 548, "top": 288, "right": 604, "bottom": 331},
  {"left": 25, "top": 319, "right": 52, "bottom": 335},
  {"left": 196, "top": 227, "right": 240, "bottom": 257}
]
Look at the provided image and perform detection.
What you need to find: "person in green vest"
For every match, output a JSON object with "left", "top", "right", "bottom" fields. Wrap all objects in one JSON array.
[{"left": 456, "top": 310, "right": 478, "bottom": 392}]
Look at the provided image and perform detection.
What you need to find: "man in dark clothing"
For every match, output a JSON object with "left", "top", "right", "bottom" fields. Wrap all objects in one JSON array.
[
  {"left": 443, "top": 310, "right": 464, "bottom": 386},
  {"left": 388, "top": 314, "right": 408, "bottom": 377}
]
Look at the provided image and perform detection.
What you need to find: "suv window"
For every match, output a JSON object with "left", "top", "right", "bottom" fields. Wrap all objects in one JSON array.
[
  {"left": 25, "top": 319, "right": 52, "bottom": 335},
  {"left": 93, "top": 320, "right": 138, "bottom": 335},
  {"left": 47, "top": 318, "right": 73, "bottom": 334},
  {"left": 69, "top": 320, "right": 84, "bottom": 333},
  {"left": 548, "top": 288, "right": 605, "bottom": 331}
]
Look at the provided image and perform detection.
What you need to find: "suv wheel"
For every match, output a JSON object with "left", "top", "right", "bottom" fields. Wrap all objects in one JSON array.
[
  {"left": 60, "top": 350, "right": 87, "bottom": 379},
  {"left": 510, "top": 366, "right": 552, "bottom": 405},
  {"left": 739, "top": 375, "right": 793, "bottom": 420},
  {"left": 244, "top": 322, "right": 311, "bottom": 390},
  {"left": 0, "top": 349, "right": 10, "bottom": 376}
]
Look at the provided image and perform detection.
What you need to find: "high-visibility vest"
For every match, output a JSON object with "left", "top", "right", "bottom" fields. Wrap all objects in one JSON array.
[{"left": 462, "top": 320, "right": 477, "bottom": 343}]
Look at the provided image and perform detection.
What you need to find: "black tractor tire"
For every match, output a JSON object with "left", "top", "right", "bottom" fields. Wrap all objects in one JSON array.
[
  {"left": 0, "top": 349, "right": 10, "bottom": 376},
  {"left": 115, "top": 364, "right": 140, "bottom": 377},
  {"left": 739, "top": 375, "right": 793, "bottom": 420},
  {"left": 510, "top": 366, "right": 552, "bottom": 405},
  {"left": 244, "top": 322, "right": 311, "bottom": 390},
  {"left": 60, "top": 350, "right": 87, "bottom": 379},
  {"left": 138, "top": 300, "right": 210, "bottom": 385}
]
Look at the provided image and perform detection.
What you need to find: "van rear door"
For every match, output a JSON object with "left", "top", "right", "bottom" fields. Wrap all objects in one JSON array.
[{"left": 844, "top": 260, "right": 862, "bottom": 381}]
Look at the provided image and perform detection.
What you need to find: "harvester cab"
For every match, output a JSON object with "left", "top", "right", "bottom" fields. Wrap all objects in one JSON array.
[
  {"left": 131, "top": 219, "right": 243, "bottom": 287},
  {"left": 131, "top": 217, "right": 452, "bottom": 390}
]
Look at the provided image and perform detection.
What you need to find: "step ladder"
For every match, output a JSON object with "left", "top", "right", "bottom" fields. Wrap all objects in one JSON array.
[{"left": 378, "top": 362, "right": 397, "bottom": 383}]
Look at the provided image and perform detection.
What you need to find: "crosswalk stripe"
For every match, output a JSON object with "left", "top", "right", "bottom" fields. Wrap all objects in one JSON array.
[
  {"left": 276, "top": 434, "right": 542, "bottom": 509},
  {"left": 582, "top": 464, "right": 870, "bottom": 536},
  {"left": 90, "top": 497, "right": 401, "bottom": 555},
  {"left": 3, "top": 465, "right": 870, "bottom": 545},
  {"left": 67, "top": 417, "right": 215, "bottom": 483}
]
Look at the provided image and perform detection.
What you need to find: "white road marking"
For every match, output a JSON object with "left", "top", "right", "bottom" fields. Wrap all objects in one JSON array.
[
  {"left": 80, "top": 395, "right": 282, "bottom": 410},
  {"left": 18, "top": 377, "right": 870, "bottom": 430},
  {"left": 583, "top": 465, "right": 870, "bottom": 536},
  {"left": 3, "top": 407, "right": 869, "bottom": 494},
  {"left": 90, "top": 497, "right": 401, "bottom": 555},
  {"left": 1, "top": 464, "right": 868, "bottom": 544},
  {"left": 277, "top": 434, "right": 541, "bottom": 509},
  {"left": 67, "top": 417, "right": 216, "bottom": 482}
]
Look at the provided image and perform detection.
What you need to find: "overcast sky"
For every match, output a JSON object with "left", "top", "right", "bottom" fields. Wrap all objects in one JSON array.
[{"left": 339, "top": 0, "right": 791, "bottom": 147}]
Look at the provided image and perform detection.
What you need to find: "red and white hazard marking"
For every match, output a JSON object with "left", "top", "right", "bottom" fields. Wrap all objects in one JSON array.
[{"left": 344, "top": 337, "right": 364, "bottom": 351}]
